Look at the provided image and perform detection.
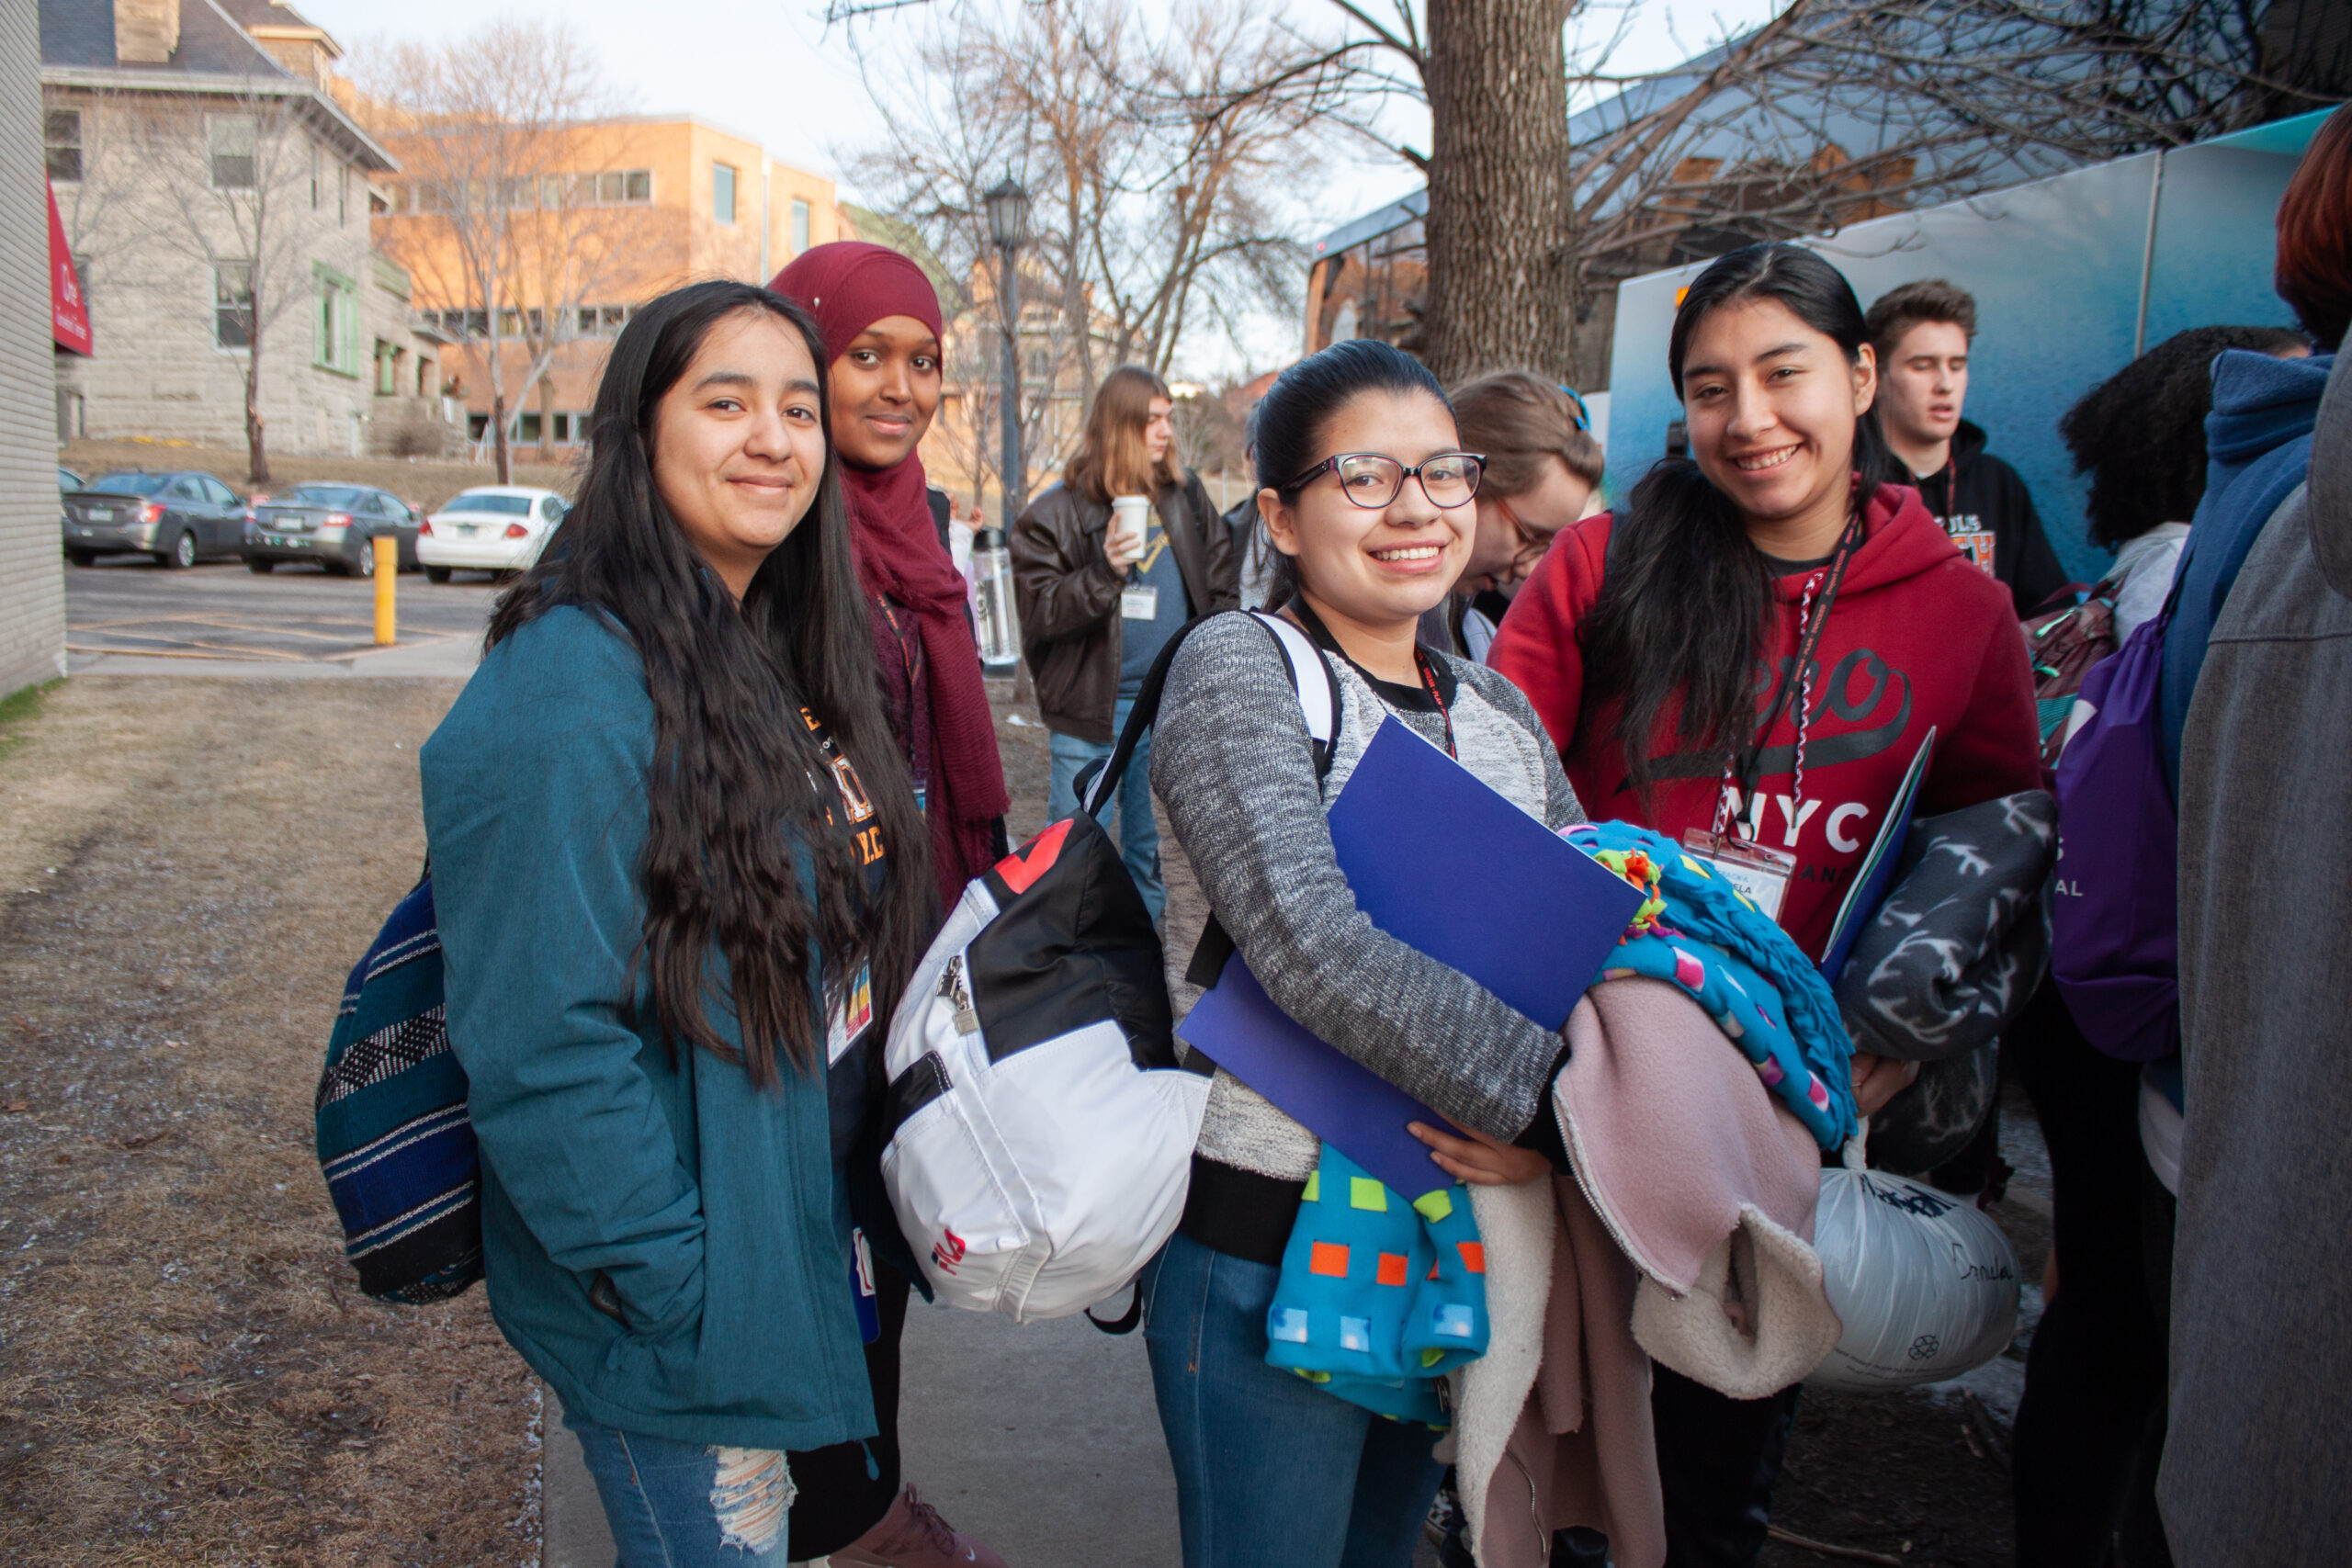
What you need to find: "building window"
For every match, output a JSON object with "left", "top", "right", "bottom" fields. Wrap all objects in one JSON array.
[
  {"left": 340, "top": 163, "right": 351, "bottom": 225},
  {"left": 310, "top": 141, "right": 322, "bottom": 209},
  {"left": 208, "top": 115, "right": 257, "bottom": 190},
  {"left": 214, "top": 263, "right": 254, "bottom": 348},
  {"left": 46, "top": 109, "right": 83, "bottom": 182},
  {"left": 374, "top": 341, "right": 401, "bottom": 395},
  {"left": 593, "top": 169, "right": 653, "bottom": 205},
  {"left": 1027, "top": 347, "right": 1050, "bottom": 379},
  {"left": 713, "top": 163, "right": 738, "bottom": 225},
  {"left": 314, "top": 266, "right": 359, "bottom": 374},
  {"left": 790, "top": 197, "right": 811, "bottom": 255}
]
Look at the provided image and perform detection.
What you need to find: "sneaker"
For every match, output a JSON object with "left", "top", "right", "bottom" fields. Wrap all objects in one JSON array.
[{"left": 830, "top": 1484, "right": 1007, "bottom": 1568}]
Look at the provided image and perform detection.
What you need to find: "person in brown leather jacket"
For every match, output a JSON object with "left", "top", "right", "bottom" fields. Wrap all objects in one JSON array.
[{"left": 1012, "top": 365, "right": 1237, "bottom": 922}]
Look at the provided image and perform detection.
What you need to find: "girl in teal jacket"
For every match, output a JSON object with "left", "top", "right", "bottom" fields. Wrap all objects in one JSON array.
[{"left": 421, "top": 280, "right": 982, "bottom": 1564}]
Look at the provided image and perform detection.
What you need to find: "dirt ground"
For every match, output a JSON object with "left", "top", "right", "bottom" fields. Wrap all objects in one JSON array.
[
  {"left": 62, "top": 438, "right": 580, "bottom": 513},
  {"left": 0, "top": 675, "right": 537, "bottom": 1567}
]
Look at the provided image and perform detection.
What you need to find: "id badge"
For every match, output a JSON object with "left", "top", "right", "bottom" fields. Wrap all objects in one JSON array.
[
  {"left": 1121, "top": 586, "right": 1159, "bottom": 620},
  {"left": 826, "top": 964, "right": 873, "bottom": 1066},
  {"left": 1679, "top": 829, "right": 1796, "bottom": 924},
  {"left": 850, "top": 1227, "right": 880, "bottom": 1344},
  {"left": 1947, "top": 521, "right": 1996, "bottom": 577}
]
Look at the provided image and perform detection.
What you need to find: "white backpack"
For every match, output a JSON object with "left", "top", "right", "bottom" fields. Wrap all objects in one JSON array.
[{"left": 878, "top": 611, "right": 1336, "bottom": 1322}]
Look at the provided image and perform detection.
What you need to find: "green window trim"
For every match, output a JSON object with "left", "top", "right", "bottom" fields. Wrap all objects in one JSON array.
[{"left": 312, "top": 263, "right": 361, "bottom": 378}]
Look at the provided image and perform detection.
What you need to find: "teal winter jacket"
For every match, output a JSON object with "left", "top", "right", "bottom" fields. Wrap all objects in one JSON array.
[{"left": 420, "top": 605, "right": 876, "bottom": 1451}]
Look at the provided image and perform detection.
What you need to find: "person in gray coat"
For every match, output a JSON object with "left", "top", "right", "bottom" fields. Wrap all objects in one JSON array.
[{"left": 2163, "top": 318, "right": 2352, "bottom": 1555}]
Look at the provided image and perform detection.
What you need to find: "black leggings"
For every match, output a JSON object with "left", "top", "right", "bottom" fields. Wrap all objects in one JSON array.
[
  {"left": 784, "top": 1259, "right": 912, "bottom": 1560},
  {"left": 2010, "top": 981, "right": 2172, "bottom": 1568},
  {"left": 1650, "top": 1366, "right": 1802, "bottom": 1568}
]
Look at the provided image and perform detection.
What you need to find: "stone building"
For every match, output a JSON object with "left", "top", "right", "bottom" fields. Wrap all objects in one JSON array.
[{"left": 40, "top": 0, "right": 458, "bottom": 463}]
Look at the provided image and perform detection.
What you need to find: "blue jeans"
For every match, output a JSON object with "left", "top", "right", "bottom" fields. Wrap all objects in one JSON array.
[
  {"left": 1142, "top": 1231, "right": 1448, "bottom": 1568},
  {"left": 567, "top": 1412, "right": 799, "bottom": 1565},
  {"left": 1046, "top": 694, "right": 1165, "bottom": 926}
]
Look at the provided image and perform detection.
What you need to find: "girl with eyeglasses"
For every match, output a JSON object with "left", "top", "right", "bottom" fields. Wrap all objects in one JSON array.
[
  {"left": 1430, "top": 370, "right": 1607, "bottom": 661},
  {"left": 1141, "top": 338, "right": 1589, "bottom": 1568},
  {"left": 1488, "top": 243, "right": 2041, "bottom": 1568}
]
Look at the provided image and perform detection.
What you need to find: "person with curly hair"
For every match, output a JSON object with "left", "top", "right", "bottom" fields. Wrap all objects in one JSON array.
[{"left": 2059, "top": 324, "right": 2311, "bottom": 636}]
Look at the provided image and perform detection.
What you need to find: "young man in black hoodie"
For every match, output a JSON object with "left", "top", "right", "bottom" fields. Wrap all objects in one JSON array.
[{"left": 1866, "top": 279, "right": 2069, "bottom": 615}]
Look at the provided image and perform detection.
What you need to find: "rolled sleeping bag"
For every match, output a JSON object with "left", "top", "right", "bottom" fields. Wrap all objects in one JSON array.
[{"left": 1805, "top": 1135, "right": 2020, "bottom": 1393}]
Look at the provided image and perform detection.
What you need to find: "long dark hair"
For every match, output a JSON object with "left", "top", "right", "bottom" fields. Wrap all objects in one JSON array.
[
  {"left": 1582, "top": 243, "right": 1883, "bottom": 799},
  {"left": 1252, "top": 338, "right": 1454, "bottom": 611},
  {"left": 486, "top": 279, "right": 931, "bottom": 1087},
  {"left": 2060, "top": 324, "right": 2308, "bottom": 548}
]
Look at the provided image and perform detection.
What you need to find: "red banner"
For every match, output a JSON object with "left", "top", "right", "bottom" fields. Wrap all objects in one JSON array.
[{"left": 48, "top": 178, "right": 91, "bottom": 355}]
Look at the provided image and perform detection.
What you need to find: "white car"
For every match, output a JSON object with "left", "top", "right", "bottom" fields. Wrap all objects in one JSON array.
[{"left": 418, "top": 486, "right": 569, "bottom": 581}]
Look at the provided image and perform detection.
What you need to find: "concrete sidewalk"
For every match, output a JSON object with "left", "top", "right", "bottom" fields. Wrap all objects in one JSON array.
[
  {"left": 542, "top": 1300, "right": 1182, "bottom": 1568},
  {"left": 67, "top": 634, "right": 481, "bottom": 679}
]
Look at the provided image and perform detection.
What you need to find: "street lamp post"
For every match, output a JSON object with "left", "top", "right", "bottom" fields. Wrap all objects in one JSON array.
[
  {"left": 983, "top": 177, "right": 1031, "bottom": 530},
  {"left": 972, "top": 178, "right": 1034, "bottom": 677}
]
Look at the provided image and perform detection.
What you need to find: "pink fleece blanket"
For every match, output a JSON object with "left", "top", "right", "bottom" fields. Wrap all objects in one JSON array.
[{"left": 1464, "top": 979, "right": 1831, "bottom": 1568}]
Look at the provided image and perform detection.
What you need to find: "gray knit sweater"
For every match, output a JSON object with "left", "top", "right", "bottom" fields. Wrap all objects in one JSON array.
[{"left": 1149, "top": 612, "right": 1588, "bottom": 1182}]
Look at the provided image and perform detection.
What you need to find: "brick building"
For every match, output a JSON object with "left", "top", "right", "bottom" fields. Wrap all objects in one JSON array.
[
  {"left": 4, "top": 0, "right": 65, "bottom": 698},
  {"left": 40, "top": 0, "right": 458, "bottom": 461},
  {"left": 369, "top": 115, "right": 843, "bottom": 456}
]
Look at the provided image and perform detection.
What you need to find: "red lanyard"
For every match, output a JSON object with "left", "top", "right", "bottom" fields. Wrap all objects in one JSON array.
[{"left": 1414, "top": 649, "right": 1457, "bottom": 760}]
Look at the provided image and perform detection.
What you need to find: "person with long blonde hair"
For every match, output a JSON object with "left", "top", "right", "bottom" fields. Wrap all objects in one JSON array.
[{"left": 1011, "top": 364, "right": 1236, "bottom": 922}]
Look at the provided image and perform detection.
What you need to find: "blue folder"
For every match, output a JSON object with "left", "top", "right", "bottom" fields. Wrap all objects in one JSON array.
[{"left": 1176, "top": 716, "right": 1645, "bottom": 1195}]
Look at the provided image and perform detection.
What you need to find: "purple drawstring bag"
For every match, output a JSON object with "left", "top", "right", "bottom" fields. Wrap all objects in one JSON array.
[{"left": 2050, "top": 614, "right": 2180, "bottom": 1061}]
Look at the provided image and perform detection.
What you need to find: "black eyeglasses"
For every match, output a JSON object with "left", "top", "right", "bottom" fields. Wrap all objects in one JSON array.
[{"left": 1286, "top": 451, "right": 1485, "bottom": 510}]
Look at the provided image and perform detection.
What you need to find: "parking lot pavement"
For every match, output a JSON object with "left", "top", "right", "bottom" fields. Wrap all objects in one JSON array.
[{"left": 62, "top": 556, "right": 497, "bottom": 675}]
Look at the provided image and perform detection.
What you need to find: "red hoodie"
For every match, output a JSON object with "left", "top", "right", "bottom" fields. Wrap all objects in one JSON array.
[{"left": 1489, "top": 482, "right": 2041, "bottom": 961}]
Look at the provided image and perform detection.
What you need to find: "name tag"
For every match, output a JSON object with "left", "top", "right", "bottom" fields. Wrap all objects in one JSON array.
[
  {"left": 851, "top": 1227, "right": 880, "bottom": 1344},
  {"left": 1679, "top": 829, "right": 1796, "bottom": 924},
  {"left": 1121, "top": 586, "right": 1159, "bottom": 620},
  {"left": 826, "top": 964, "right": 873, "bottom": 1066},
  {"left": 1945, "top": 517, "right": 1996, "bottom": 577}
]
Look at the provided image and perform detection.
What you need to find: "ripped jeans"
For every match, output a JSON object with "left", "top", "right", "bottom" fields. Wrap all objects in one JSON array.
[{"left": 567, "top": 1413, "right": 797, "bottom": 1565}]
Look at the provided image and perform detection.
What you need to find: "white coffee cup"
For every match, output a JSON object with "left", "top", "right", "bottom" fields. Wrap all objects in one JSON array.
[{"left": 1109, "top": 494, "right": 1150, "bottom": 557}]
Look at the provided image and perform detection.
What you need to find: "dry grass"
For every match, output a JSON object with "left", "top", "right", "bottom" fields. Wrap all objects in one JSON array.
[
  {"left": 62, "top": 439, "right": 580, "bottom": 513},
  {"left": 0, "top": 676, "right": 537, "bottom": 1566}
]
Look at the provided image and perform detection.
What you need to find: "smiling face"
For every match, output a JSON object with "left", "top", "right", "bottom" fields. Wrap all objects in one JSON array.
[
  {"left": 1461, "top": 454, "right": 1595, "bottom": 595},
  {"left": 1261, "top": 388, "right": 1474, "bottom": 634},
  {"left": 1680, "top": 296, "right": 1877, "bottom": 553},
  {"left": 649, "top": 308, "right": 828, "bottom": 600},
  {"left": 827, "top": 313, "right": 943, "bottom": 470},
  {"left": 1877, "top": 319, "right": 1969, "bottom": 459}
]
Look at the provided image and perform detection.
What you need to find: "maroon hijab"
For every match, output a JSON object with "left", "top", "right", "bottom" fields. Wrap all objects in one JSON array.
[{"left": 773, "top": 243, "right": 1009, "bottom": 909}]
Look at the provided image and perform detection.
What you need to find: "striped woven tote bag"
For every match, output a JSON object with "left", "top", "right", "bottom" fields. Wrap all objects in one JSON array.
[{"left": 313, "top": 872, "right": 482, "bottom": 1304}]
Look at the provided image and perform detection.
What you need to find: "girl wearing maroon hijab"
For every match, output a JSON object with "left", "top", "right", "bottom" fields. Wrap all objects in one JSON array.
[
  {"left": 773, "top": 242, "right": 1012, "bottom": 918},
  {"left": 770, "top": 243, "right": 1008, "bottom": 1568}
]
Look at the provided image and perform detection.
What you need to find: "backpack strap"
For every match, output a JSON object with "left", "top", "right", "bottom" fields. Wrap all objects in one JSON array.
[{"left": 1078, "top": 608, "right": 1340, "bottom": 818}]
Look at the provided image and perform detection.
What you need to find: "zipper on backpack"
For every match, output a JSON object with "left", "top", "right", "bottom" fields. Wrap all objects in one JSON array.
[{"left": 941, "top": 955, "right": 979, "bottom": 1036}]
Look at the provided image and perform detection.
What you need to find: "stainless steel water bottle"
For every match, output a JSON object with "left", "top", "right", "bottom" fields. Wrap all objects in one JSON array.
[{"left": 971, "top": 525, "right": 1021, "bottom": 674}]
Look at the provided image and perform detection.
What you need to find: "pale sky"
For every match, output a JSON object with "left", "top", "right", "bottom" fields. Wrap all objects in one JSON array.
[{"left": 300, "top": 0, "right": 1780, "bottom": 373}]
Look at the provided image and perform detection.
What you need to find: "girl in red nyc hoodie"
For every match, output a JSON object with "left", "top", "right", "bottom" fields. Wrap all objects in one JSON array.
[
  {"left": 1491, "top": 241, "right": 2042, "bottom": 1568},
  {"left": 1492, "top": 259, "right": 2040, "bottom": 966}
]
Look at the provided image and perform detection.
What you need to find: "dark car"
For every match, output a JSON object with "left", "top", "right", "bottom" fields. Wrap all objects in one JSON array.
[
  {"left": 62, "top": 469, "right": 248, "bottom": 569},
  {"left": 243, "top": 484, "right": 424, "bottom": 577}
]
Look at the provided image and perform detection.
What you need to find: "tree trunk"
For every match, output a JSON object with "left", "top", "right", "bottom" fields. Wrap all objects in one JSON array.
[
  {"left": 492, "top": 389, "right": 511, "bottom": 484},
  {"left": 537, "top": 375, "right": 556, "bottom": 463},
  {"left": 1421, "top": 0, "right": 1575, "bottom": 384},
  {"left": 244, "top": 326, "right": 270, "bottom": 486}
]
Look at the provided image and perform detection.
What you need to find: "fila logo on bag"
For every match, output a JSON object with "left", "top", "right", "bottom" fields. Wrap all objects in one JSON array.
[{"left": 932, "top": 1226, "right": 967, "bottom": 1276}]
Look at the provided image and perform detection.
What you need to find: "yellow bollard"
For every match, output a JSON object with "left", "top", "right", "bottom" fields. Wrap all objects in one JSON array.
[{"left": 373, "top": 535, "right": 398, "bottom": 646}]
